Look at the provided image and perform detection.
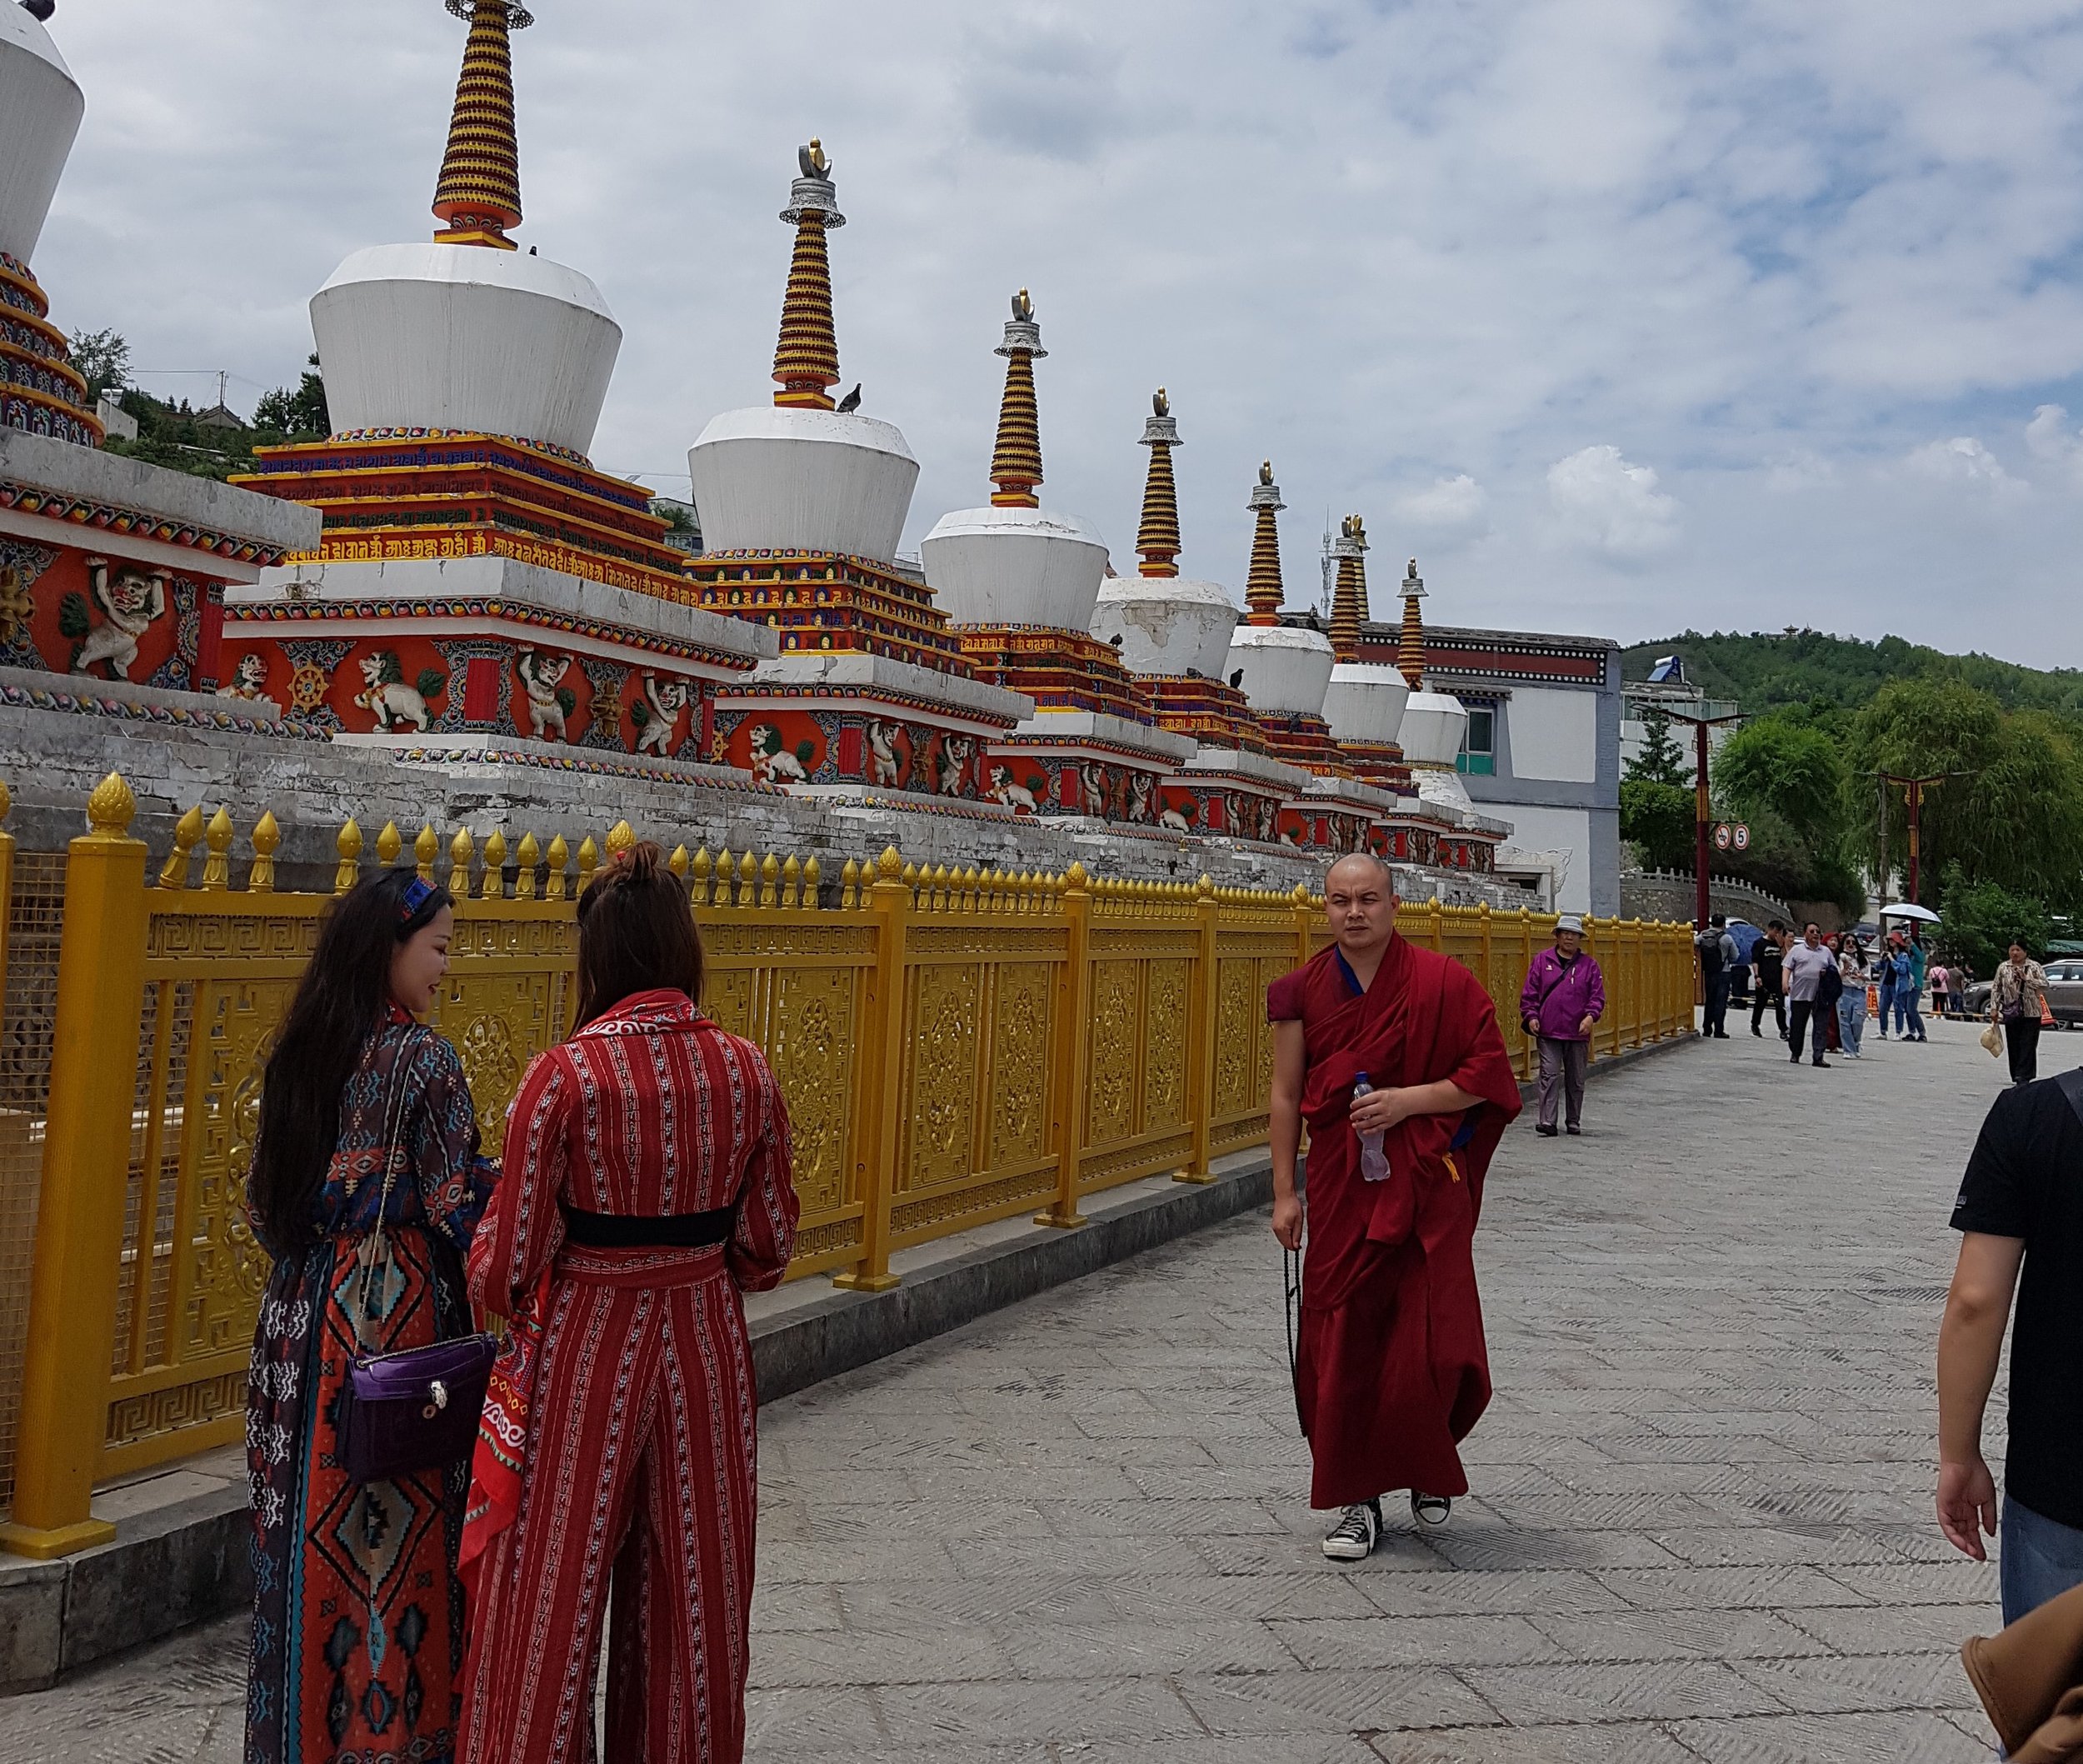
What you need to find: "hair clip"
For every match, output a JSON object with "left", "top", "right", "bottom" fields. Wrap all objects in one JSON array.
[{"left": 397, "top": 877, "right": 437, "bottom": 922}]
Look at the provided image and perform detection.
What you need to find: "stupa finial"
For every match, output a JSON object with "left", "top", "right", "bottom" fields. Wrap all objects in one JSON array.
[
  {"left": 432, "top": 0, "right": 533, "bottom": 250},
  {"left": 989, "top": 288, "right": 1046, "bottom": 507},
  {"left": 1397, "top": 556, "right": 1427, "bottom": 689},
  {"left": 1330, "top": 513, "right": 1369, "bottom": 662},
  {"left": 773, "top": 137, "right": 846, "bottom": 410},
  {"left": 1134, "top": 387, "right": 1182, "bottom": 577},
  {"left": 1244, "top": 459, "right": 1286, "bottom": 625}
]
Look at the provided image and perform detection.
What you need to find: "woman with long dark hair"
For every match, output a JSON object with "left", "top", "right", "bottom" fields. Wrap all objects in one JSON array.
[
  {"left": 245, "top": 867, "right": 495, "bottom": 1764},
  {"left": 457, "top": 842, "right": 797, "bottom": 1764}
]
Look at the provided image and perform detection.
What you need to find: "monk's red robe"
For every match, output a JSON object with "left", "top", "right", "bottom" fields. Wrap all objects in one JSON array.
[{"left": 1269, "top": 932, "right": 1521, "bottom": 1507}]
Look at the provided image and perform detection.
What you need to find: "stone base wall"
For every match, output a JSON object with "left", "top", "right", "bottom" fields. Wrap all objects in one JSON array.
[{"left": 1621, "top": 868, "right": 1794, "bottom": 927}]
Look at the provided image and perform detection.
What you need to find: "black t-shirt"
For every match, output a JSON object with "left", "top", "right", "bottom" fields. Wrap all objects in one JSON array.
[
  {"left": 1754, "top": 942, "right": 1783, "bottom": 991},
  {"left": 1951, "top": 1079, "right": 2083, "bottom": 1529}
]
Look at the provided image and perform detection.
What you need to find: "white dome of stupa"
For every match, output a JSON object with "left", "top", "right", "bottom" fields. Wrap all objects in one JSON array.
[
  {"left": 0, "top": 3, "right": 82, "bottom": 267},
  {"left": 1317, "top": 518, "right": 1409, "bottom": 742},
  {"left": 1227, "top": 622, "right": 1334, "bottom": 717},
  {"left": 1091, "top": 573, "right": 1236, "bottom": 678}
]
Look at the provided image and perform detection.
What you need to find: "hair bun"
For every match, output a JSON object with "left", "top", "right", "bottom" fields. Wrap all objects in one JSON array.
[{"left": 610, "top": 840, "right": 666, "bottom": 885}]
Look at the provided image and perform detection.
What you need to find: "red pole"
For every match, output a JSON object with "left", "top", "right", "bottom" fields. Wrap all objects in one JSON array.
[
  {"left": 1694, "top": 719, "right": 1711, "bottom": 931},
  {"left": 1906, "top": 781, "right": 1921, "bottom": 907}
]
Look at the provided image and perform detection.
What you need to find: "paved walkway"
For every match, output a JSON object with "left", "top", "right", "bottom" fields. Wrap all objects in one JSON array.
[{"left": 0, "top": 1010, "right": 2027, "bottom": 1761}]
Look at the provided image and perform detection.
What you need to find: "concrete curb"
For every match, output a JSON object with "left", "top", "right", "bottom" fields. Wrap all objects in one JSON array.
[{"left": 0, "top": 1029, "right": 1692, "bottom": 1690}]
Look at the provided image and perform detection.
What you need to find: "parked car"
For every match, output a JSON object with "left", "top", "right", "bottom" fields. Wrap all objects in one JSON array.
[{"left": 1960, "top": 960, "right": 2083, "bottom": 1026}]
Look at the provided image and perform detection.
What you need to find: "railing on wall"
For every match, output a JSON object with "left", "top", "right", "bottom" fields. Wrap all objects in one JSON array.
[{"left": 0, "top": 773, "right": 1695, "bottom": 1557}]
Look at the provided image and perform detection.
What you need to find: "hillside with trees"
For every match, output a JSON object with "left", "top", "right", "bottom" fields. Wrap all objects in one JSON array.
[
  {"left": 68, "top": 330, "right": 330, "bottom": 482},
  {"left": 1620, "top": 630, "right": 2083, "bottom": 963}
]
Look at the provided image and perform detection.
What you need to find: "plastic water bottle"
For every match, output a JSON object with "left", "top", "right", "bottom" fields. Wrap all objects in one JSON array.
[{"left": 1351, "top": 1072, "right": 1391, "bottom": 1183}]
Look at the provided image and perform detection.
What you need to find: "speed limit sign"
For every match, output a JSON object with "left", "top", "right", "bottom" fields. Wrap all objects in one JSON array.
[{"left": 1732, "top": 822, "right": 1750, "bottom": 851}]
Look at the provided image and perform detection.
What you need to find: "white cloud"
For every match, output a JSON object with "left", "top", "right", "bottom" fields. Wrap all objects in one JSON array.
[
  {"left": 1395, "top": 473, "right": 1487, "bottom": 531},
  {"left": 1546, "top": 446, "right": 1681, "bottom": 559},
  {"left": 1903, "top": 436, "right": 2027, "bottom": 499}
]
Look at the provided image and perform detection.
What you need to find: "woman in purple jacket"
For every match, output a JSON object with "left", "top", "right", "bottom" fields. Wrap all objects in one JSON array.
[{"left": 1519, "top": 914, "right": 1606, "bottom": 1137}]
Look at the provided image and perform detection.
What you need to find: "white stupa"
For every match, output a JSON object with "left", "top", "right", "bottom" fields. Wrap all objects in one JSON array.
[
  {"left": 1317, "top": 517, "right": 1410, "bottom": 755},
  {"left": 309, "top": 2, "right": 620, "bottom": 457},
  {"left": 687, "top": 141, "right": 918, "bottom": 565},
  {"left": 1388, "top": 558, "right": 1476, "bottom": 822},
  {"left": 1224, "top": 467, "right": 1335, "bottom": 720}
]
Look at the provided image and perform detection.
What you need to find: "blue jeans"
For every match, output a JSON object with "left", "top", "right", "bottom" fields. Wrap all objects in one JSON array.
[
  {"left": 1901, "top": 992, "right": 1925, "bottom": 1037},
  {"left": 1877, "top": 985, "right": 1894, "bottom": 1033},
  {"left": 2002, "top": 1496, "right": 2083, "bottom": 1627},
  {"left": 1836, "top": 991, "right": 1866, "bottom": 1055}
]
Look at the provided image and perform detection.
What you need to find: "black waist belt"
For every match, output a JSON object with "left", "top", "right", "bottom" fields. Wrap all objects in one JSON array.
[{"left": 559, "top": 1205, "right": 735, "bottom": 1249}]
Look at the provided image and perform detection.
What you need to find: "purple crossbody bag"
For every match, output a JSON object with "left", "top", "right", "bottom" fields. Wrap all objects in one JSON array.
[{"left": 337, "top": 1027, "right": 497, "bottom": 1484}]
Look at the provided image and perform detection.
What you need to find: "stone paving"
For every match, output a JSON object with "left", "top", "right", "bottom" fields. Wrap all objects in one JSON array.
[{"left": 0, "top": 1008, "right": 2033, "bottom": 1762}]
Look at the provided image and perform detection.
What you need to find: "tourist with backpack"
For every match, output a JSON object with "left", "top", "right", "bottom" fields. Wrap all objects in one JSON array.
[{"left": 1695, "top": 913, "right": 1737, "bottom": 1039}]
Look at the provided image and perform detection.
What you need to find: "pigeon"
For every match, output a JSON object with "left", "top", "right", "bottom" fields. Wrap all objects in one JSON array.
[
  {"left": 22, "top": 0, "right": 57, "bottom": 19},
  {"left": 527, "top": 245, "right": 537, "bottom": 255},
  {"left": 1108, "top": 633, "right": 1123, "bottom": 649},
  {"left": 1229, "top": 668, "right": 1245, "bottom": 689},
  {"left": 836, "top": 383, "right": 862, "bottom": 414}
]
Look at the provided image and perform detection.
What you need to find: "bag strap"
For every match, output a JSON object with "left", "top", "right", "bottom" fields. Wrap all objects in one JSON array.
[{"left": 355, "top": 1024, "right": 429, "bottom": 1341}]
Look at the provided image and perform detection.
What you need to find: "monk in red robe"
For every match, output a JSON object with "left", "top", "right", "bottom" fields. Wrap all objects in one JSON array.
[{"left": 1269, "top": 853, "right": 1522, "bottom": 1559}]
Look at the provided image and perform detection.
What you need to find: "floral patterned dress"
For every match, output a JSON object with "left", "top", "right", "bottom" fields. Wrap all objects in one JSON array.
[{"left": 245, "top": 1007, "right": 495, "bottom": 1764}]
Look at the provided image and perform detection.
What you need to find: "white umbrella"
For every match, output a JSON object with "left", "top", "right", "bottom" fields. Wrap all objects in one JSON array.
[{"left": 1880, "top": 902, "right": 1941, "bottom": 922}]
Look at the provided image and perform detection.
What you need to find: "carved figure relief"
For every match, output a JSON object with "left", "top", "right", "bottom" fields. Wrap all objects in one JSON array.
[
  {"left": 866, "top": 717, "right": 905, "bottom": 787},
  {"left": 217, "top": 652, "right": 270, "bottom": 700},
  {"left": 68, "top": 556, "right": 167, "bottom": 679},
  {"left": 987, "top": 764, "right": 1044, "bottom": 814},
  {"left": 1125, "top": 772, "right": 1156, "bottom": 824},
  {"left": 931, "top": 733, "right": 974, "bottom": 797},
  {"left": 906, "top": 964, "right": 979, "bottom": 1189},
  {"left": 1086, "top": 962, "right": 1140, "bottom": 1144},
  {"left": 0, "top": 562, "right": 33, "bottom": 650},
  {"left": 354, "top": 650, "right": 442, "bottom": 731},
  {"left": 988, "top": 964, "right": 1051, "bottom": 1167},
  {"left": 748, "top": 721, "right": 814, "bottom": 784},
  {"left": 631, "top": 672, "right": 689, "bottom": 757},
  {"left": 1077, "top": 758, "right": 1112, "bottom": 820},
  {"left": 515, "top": 647, "right": 574, "bottom": 741}
]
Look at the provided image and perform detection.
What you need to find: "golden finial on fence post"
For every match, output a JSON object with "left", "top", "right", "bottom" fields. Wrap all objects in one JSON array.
[
  {"left": 782, "top": 853, "right": 800, "bottom": 906},
  {"left": 414, "top": 823, "right": 438, "bottom": 883},
  {"left": 200, "top": 807, "right": 234, "bottom": 892},
  {"left": 690, "top": 845, "right": 712, "bottom": 906},
  {"left": 480, "top": 828, "right": 507, "bottom": 897},
  {"left": 737, "top": 848, "right": 757, "bottom": 906},
  {"left": 576, "top": 835, "right": 599, "bottom": 892},
  {"left": 448, "top": 826, "right": 473, "bottom": 896},
  {"left": 249, "top": 812, "right": 281, "bottom": 893},
  {"left": 606, "top": 819, "right": 637, "bottom": 858},
  {"left": 545, "top": 833, "right": 570, "bottom": 901},
  {"left": 377, "top": 821, "right": 403, "bottom": 867},
  {"left": 334, "top": 817, "right": 363, "bottom": 893},
  {"left": 669, "top": 843, "right": 689, "bottom": 879},
  {"left": 760, "top": 852, "right": 779, "bottom": 907},
  {"left": 841, "top": 857, "right": 859, "bottom": 909},
  {"left": 87, "top": 770, "right": 137, "bottom": 839},
  {"left": 515, "top": 832, "right": 540, "bottom": 899},
  {"left": 802, "top": 854, "right": 820, "bottom": 907},
  {"left": 158, "top": 803, "right": 203, "bottom": 889}
]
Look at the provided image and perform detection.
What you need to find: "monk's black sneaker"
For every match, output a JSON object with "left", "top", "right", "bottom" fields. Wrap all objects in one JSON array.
[
  {"left": 1411, "top": 1492, "right": 1452, "bottom": 1527},
  {"left": 1321, "top": 1502, "right": 1380, "bottom": 1561}
]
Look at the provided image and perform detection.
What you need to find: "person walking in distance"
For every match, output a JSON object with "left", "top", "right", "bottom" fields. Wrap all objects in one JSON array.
[
  {"left": 1939, "top": 1069, "right": 2083, "bottom": 1622},
  {"left": 457, "top": 844, "right": 798, "bottom": 1764},
  {"left": 244, "top": 871, "right": 496, "bottom": 1764},
  {"left": 1751, "top": 921, "right": 1788, "bottom": 1040},
  {"left": 1930, "top": 957, "right": 1951, "bottom": 1022},
  {"left": 1519, "top": 914, "right": 1606, "bottom": 1137},
  {"left": 1990, "top": 940, "right": 2051, "bottom": 1087},
  {"left": 1782, "top": 923, "right": 1835, "bottom": 1068},
  {"left": 1902, "top": 933, "right": 1930, "bottom": 1042},
  {"left": 1696, "top": 912, "right": 1738, "bottom": 1039},
  {"left": 1268, "top": 853, "right": 1521, "bottom": 1560},
  {"left": 1836, "top": 932, "right": 1871, "bottom": 1060},
  {"left": 1877, "top": 932, "right": 1900, "bottom": 1039}
]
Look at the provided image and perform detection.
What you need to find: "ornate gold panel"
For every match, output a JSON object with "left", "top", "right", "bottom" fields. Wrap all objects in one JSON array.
[
  {"left": 903, "top": 963, "right": 980, "bottom": 1192},
  {"left": 705, "top": 968, "right": 756, "bottom": 1040},
  {"left": 183, "top": 979, "right": 287, "bottom": 1361},
  {"left": 764, "top": 966, "right": 857, "bottom": 1217},
  {"left": 1143, "top": 958, "right": 1187, "bottom": 1131},
  {"left": 988, "top": 962, "right": 1052, "bottom": 1171},
  {"left": 441, "top": 971, "right": 560, "bottom": 1157},
  {"left": 105, "top": 1367, "right": 244, "bottom": 1449},
  {"left": 1214, "top": 958, "right": 1258, "bottom": 1117},
  {"left": 1085, "top": 962, "right": 1141, "bottom": 1147},
  {"left": 891, "top": 1163, "right": 1054, "bottom": 1240}
]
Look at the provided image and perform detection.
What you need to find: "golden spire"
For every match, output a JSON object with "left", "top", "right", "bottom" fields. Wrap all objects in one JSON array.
[
  {"left": 1329, "top": 513, "right": 1368, "bottom": 662},
  {"left": 1396, "top": 556, "right": 1428, "bottom": 689},
  {"left": 989, "top": 289, "right": 1046, "bottom": 507},
  {"left": 773, "top": 138, "right": 846, "bottom": 410},
  {"left": 1135, "top": 388, "right": 1181, "bottom": 577},
  {"left": 1244, "top": 458, "right": 1286, "bottom": 626},
  {"left": 432, "top": 1, "right": 533, "bottom": 250}
]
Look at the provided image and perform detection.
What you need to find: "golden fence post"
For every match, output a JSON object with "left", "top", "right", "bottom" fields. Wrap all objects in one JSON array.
[
  {"left": 1176, "top": 874, "right": 1219, "bottom": 1185},
  {"left": 0, "top": 783, "right": 12, "bottom": 1000},
  {"left": 1291, "top": 882, "right": 1312, "bottom": 971},
  {"left": 833, "top": 848, "right": 907, "bottom": 1291},
  {"left": 0, "top": 774, "right": 148, "bottom": 1558},
  {"left": 1037, "top": 862, "right": 1092, "bottom": 1229}
]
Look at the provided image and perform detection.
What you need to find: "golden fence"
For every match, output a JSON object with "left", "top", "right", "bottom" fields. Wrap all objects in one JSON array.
[{"left": 0, "top": 773, "right": 1695, "bottom": 1557}]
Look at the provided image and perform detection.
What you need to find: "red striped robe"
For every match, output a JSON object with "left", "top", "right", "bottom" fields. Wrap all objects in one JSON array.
[{"left": 457, "top": 988, "right": 797, "bottom": 1764}]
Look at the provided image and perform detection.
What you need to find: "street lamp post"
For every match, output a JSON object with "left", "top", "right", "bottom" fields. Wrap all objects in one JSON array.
[
  {"left": 1666, "top": 710, "right": 1743, "bottom": 930},
  {"left": 1876, "top": 771, "right": 1971, "bottom": 907}
]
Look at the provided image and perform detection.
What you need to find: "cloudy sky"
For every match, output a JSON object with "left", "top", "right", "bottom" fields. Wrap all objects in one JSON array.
[{"left": 28, "top": 0, "right": 2083, "bottom": 664}]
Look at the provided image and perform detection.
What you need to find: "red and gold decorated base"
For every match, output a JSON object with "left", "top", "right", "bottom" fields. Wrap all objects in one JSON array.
[
  {"left": 957, "top": 627, "right": 1156, "bottom": 722},
  {"left": 709, "top": 687, "right": 1023, "bottom": 811},
  {"left": 1277, "top": 803, "right": 1376, "bottom": 856},
  {"left": 1340, "top": 739, "right": 1408, "bottom": 794},
  {"left": 973, "top": 737, "right": 1182, "bottom": 826},
  {"left": 0, "top": 540, "right": 223, "bottom": 692},
  {"left": 0, "top": 253, "right": 104, "bottom": 450},
  {"left": 234, "top": 433, "right": 694, "bottom": 602},
  {"left": 1253, "top": 709, "right": 1356, "bottom": 780},
  {"left": 692, "top": 552, "right": 971, "bottom": 673},
  {"left": 1137, "top": 674, "right": 1271, "bottom": 757}
]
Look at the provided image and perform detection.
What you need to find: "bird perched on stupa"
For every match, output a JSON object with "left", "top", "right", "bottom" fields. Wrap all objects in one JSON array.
[{"left": 837, "top": 382, "right": 862, "bottom": 413}]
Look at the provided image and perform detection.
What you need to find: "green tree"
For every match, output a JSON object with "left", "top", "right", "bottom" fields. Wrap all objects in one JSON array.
[
  {"left": 252, "top": 354, "right": 328, "bottom": 440},
  {"left": 1713, "top": 714, "right": 1846, "bottom": 846},
  {"left": 67, "top": 327, "right": 129, "bottom": 399},
  {"left": 1938, "top": 867, "right": 2052, "bottom": 973},
  {"left": 1626, "top": 705, "right": 1689, "bottom": 787},
  {"left": 1620, "top": 778, "right": 1694, "bottom": 871}
]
